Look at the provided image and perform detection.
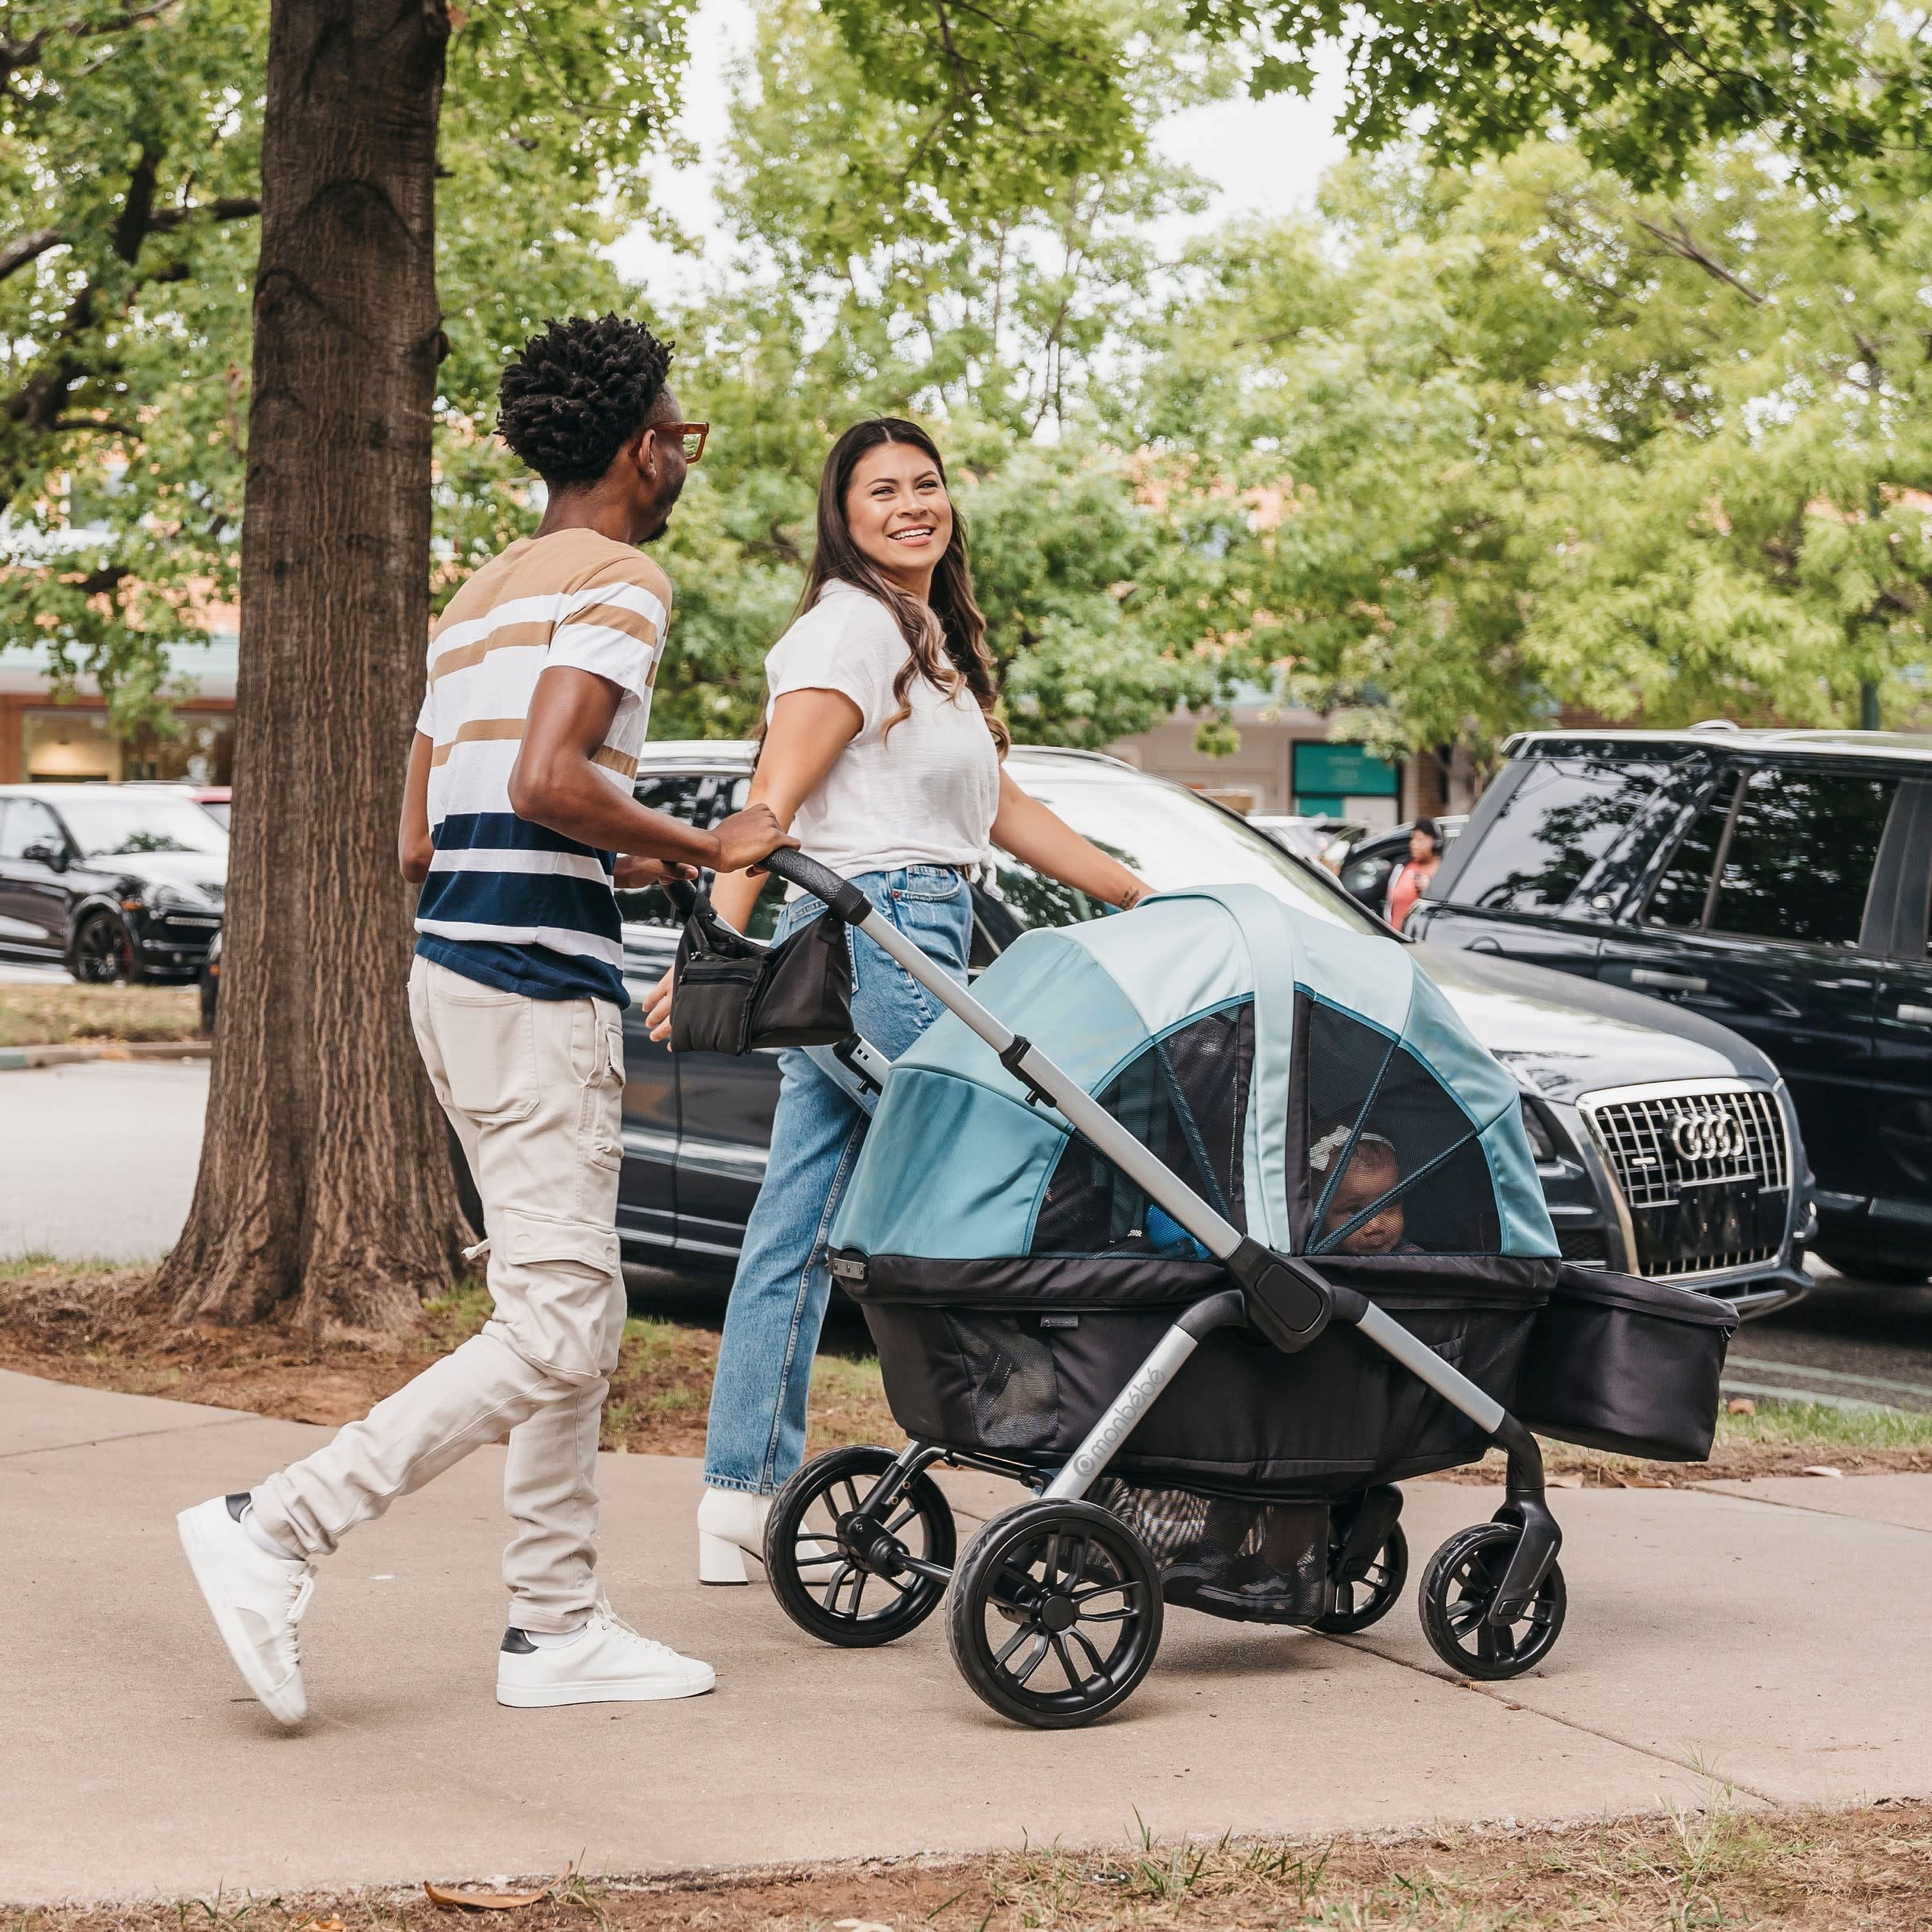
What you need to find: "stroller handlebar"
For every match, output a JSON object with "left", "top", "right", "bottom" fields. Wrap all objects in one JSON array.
[{"left": 761, "top": 846, "right": 876, "bottom": 924}]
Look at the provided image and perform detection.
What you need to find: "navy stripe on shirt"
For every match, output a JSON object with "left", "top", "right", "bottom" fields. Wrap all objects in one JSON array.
[
  {"left": 417, "top": 866, "right": 624, "bottom": 942},
  {"left": 416, "top": 935, "right": 628, "bottom": 1007},
  {"left": 433, "top": 811, "right": 613, "bottom": 869}
]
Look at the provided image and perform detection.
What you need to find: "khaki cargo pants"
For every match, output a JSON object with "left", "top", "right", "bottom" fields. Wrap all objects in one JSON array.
[{"left": 251, "top": 956, "right": 628, "bottom": 1632}]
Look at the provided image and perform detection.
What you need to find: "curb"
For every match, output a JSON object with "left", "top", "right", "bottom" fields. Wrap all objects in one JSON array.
[{"left": 0, "top": 1038, "right": 211, "bottom": 1071}]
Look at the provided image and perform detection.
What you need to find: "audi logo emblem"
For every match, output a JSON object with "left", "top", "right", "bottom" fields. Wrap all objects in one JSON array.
[{"left": 1670, "top": 1109, "right": 1744, "bottom": 1162}]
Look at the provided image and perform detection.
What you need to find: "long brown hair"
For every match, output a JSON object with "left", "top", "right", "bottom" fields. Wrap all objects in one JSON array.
[{"left": 794, "top": 417, "right": 1007, "bottom": 752}]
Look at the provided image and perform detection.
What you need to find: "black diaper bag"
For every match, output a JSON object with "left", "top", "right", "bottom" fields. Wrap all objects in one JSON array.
[{"left": 670, "top": 886, "right": 854, "bottom": 1056}]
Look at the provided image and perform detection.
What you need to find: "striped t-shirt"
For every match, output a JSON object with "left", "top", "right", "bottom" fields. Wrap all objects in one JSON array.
[{"left": 413, "top": 529, "right": 671, "bottom": 1007}]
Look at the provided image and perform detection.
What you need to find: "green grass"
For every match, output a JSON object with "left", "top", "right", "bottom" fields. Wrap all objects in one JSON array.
[
  {"left": 1715, "top": 1397, "right": 1932, "bottom": 1452},
  {"left": 0, "top": 982, "right": 201, "bottom": 1048}
]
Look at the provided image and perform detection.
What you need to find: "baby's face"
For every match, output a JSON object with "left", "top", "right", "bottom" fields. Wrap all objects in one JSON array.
[{"left": 1321, "top": 1147, "right": 1405, "bottom": 1255}]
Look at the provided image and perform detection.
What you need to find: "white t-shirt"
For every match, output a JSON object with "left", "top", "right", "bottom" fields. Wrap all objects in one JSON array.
[{"left": 765, "top": 579, "right": 1001, "bottom": 878}]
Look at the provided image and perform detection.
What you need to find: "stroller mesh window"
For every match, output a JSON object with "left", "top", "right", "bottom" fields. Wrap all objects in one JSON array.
[
  {"left": 1092, "top": 1479, "right": 1329, "bottom": 1624},
  {"left": 1299, "top": 1000, "right": 1503, "bottom": 1256},
  {"left": 942, "top": 1315, "right": 1059, "bottom": 1450},
  {"left": 1030, "top": 1001, "right": 1253, "bottom": 1256}
]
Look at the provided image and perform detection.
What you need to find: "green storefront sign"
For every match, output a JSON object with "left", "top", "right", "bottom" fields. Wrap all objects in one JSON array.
[{"left": 1293, "top": 741, "right": 1398, "bottom": 814}]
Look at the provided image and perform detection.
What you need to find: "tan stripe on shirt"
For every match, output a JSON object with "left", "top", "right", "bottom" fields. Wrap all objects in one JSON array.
[
  {"left": 562, "top": 601, "right": 663, "bottom": 650},
  {"left": 427, "top": 620, "right": 551, "bottom": 685},
  {"left": 430, "top": 717, "right": 526, "bottom": 766}
]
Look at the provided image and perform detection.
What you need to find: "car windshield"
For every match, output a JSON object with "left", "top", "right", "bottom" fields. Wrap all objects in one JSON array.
[
  {"left": 198, "top": 799, "right": 231, "bottom": 831},
  {"left": 1001, "top": 766, "right": 1382, "bottom": 936},
  {"left": 55, "top": 791, "right": 229, "bottom": 858}
]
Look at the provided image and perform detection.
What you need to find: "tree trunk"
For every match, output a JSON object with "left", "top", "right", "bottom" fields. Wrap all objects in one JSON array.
[{"left": 159, "top": 0, "right": 466, "bottom": 1331}]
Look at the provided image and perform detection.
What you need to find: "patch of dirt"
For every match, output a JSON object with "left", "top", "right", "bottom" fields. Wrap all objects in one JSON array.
[
  {"left": 0, "top": 983, "right": 201, "bottom": 1048},
  {"left": 0, "top": 1264, "right": 899, "bottom": 1459},
  {"left": 8, "top": 1800, "right": 1932, "bottom": 1929}
]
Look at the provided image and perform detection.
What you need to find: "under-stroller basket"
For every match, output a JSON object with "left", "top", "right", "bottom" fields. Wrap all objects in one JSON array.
[
  {"left": 1092, "top": 1479, "right": 1331, "bottom": 1624},
  {"left": 1514, "top": 1265, "right": 1737, "bottom": 1461}
]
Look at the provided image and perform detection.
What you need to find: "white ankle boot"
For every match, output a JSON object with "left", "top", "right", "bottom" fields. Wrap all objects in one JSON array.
[{"left": 697, "top": 1487, "right": 770, "bottom": 1586}]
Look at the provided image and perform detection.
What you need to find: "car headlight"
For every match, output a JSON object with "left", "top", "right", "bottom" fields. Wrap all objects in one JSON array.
[
  {"left": 1519, "top": 1096, "right": 1559, "bottom": 1163},
  {"left": 140, "top": 881, "right": 217, "bottom": 912}
]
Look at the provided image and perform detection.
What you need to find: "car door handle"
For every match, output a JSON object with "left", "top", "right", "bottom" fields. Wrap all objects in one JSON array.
[
  {"left": 1630, "top": 968, "right": 1709, "bottom": 994},
  {"left": 1898, "top": 1004, "right": 1932, "bottom": 1026}
]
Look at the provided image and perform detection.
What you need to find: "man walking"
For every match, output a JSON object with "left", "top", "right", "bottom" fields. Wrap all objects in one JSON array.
[{"left": 178, "top": 315, "right": 789, "bottom": 1724}]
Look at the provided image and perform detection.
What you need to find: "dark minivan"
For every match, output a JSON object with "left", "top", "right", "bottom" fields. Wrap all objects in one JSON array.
[{"left": 1409, "top": 727, "right": 1932, "bottom": 1284}]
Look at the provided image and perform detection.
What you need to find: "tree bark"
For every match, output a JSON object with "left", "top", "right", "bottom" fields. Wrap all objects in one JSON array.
[{"left": 159, "top": 0, "right": 467, "bottom": 1331}]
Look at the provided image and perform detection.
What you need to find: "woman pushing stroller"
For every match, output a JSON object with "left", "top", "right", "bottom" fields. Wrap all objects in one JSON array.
[{"left": 646, "top": 416, "right": 1147, "bottom": 1583}]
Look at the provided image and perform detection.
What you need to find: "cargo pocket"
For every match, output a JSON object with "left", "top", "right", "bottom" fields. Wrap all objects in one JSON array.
[
  {"left": 493, "top": 1208, "right": 625, "bottom": 1380},
  {"left": 579, "top": 1021, "right": 625, "bottom": 1177},
  {"left": 437, "top": 988, "right": 539, "bottom": 1125}
]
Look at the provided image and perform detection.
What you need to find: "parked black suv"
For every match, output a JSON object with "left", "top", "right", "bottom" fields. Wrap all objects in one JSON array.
[
  {"left": 0, "top": 783, "right": 227, "bottom": 982},
  {"left": 1410, "top": 727, "right": 1931, "bottom": 1284},
  {"left": 595, "top": 741, "right": 1813, "bottom": 1314}
]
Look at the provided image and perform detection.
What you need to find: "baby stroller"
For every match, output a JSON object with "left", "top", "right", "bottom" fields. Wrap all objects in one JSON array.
[{"left": 720, "top": 852, "right": 1735, "bottom": 1730}]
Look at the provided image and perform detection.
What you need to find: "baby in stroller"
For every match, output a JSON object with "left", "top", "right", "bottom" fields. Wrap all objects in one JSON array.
[{"left": 1311, "top": 1123, "right": 1422, "bottom": 1257}]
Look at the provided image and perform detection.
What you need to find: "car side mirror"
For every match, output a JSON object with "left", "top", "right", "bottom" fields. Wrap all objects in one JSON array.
[{"left": 21, "top": 839, "right": 68, "bottom": 872}]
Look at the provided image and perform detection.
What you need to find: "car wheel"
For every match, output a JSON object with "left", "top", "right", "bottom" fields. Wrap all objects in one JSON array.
[
  {"left": 70, "top": 911, "right": 134, "bottom": 985},
  {"left": 1818, "top": 1250, "right": 1930, "bottom": 1287}
]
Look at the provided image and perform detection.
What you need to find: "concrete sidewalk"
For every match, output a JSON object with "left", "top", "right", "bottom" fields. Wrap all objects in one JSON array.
[{"left": 3, "top": 1368, "right": 1927, "bottom": 1903}]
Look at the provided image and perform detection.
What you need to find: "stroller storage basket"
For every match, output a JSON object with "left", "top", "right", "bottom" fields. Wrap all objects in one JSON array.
[
  {"left": 850, "top": 1251, "right": 1556, "bottom": 1494},
  {"left": 1514, "top": 1265, "right": 1738, "bottom": 1461}
]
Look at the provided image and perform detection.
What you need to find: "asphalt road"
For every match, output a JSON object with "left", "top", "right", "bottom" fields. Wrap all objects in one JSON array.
[
  {"left": 1730, "top": 1274, "right": 1932, "bottom": 1414},
  {"left": 0, "top": 1059, "right": 210, "bottom": 1261},
  {"left": 5, "top": 1059, "right": 1930, "bottom": 1410}
]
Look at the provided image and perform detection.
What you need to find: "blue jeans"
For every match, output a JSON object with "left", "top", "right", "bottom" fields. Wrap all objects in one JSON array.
[{"left": 703, "top": 865, "right": 973, "bottom": 1495}]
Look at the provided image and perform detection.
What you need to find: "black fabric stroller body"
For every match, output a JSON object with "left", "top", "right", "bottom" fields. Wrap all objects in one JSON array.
[{"left": 696, "top": 852, "right": 1736, "bottom": 1729}]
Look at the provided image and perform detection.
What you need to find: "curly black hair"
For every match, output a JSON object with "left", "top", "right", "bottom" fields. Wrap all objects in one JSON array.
[{"left": 497, "top": 314, "right": 675, "bottom": 489}]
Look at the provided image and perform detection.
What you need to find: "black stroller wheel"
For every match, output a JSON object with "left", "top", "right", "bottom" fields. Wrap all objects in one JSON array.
[
  {"left": 947, "top": 1500, "right": 1162, "bottom": 1730},
  {"left": 765, "top": 1446, "right": 956, "bottom": 1649},
  {"left": 1314, "top": 1522, "right": 1408, "bottom": 1635},
  {"left": 1418, "top": 1521, "right": 1566, "bottom": 1680}
]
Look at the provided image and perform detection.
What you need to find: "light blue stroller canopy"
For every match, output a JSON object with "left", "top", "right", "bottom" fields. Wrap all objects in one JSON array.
[{"left": 832, "top": 886, "right": 1557, "bottom": 1267}]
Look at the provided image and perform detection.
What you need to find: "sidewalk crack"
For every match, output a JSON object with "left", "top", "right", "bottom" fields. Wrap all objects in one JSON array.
[
  {"left": 1689, "top": 1482, "right": 1932, "bottom": 1537},
  {"left": 0, "top": 1413, "right": 258, "bottom": 1462},
  {"left": 1321, "top": 1633, "right": 1785, "bottom": 1806}
]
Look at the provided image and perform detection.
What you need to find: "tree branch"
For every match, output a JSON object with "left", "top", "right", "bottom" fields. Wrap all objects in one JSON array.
[
  {"left": 1633, "top": 213, "right": 1766, "bottom": 306},
  {"left": 52, "top": 415, "right": 137, "bottom": 436},
  {"left": 147, "top": 196, "right": 262, "bottom": 233},
  {"left": 113, "top": 147, "right": 165, "bottom": 263},
  {"left": 0, "top": 0, "right": 178, "bottom": 85},
  {"left": 0, "top": 225, "right": 64, "bottom": 283}
]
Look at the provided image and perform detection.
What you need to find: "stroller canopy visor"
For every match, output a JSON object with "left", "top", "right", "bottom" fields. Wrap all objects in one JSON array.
[{"left": 832, "top": 886, "right": 1558, "bottom": 1268}]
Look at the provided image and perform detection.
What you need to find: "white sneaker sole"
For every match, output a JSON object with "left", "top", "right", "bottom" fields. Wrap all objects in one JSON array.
[
  {"left": 497, "top": 1666, "right": 716, "bottom": 1708},
  {"left": 176, "top": 1505, "right": 307, "bottom": 1728}
]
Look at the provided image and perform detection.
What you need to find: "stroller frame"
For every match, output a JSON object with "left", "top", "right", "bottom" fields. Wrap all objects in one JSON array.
[{"left": 759, "top": 850, "right": 1563, "bottom": 1724}]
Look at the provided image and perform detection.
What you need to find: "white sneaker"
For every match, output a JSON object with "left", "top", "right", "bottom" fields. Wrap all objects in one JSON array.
[
  {"left": 696, "top": 1486, "right": 770, "bottom": 1586},
  {"left": 497, "top": 1596, "right": 715, "bottom": 1707},
  {"left": 176, "top": 1493, "right": 314, "bottom": 1727}
]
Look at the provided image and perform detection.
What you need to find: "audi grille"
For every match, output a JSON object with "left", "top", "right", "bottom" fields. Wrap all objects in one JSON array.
[{"left": 1576, "top": 1080, "right": 1792, "bottom": 1283}]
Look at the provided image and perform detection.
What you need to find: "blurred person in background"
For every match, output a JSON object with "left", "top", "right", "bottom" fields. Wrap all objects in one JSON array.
[{"left": 1385, "top": 817, "right": 1443, "bottom": 930}]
